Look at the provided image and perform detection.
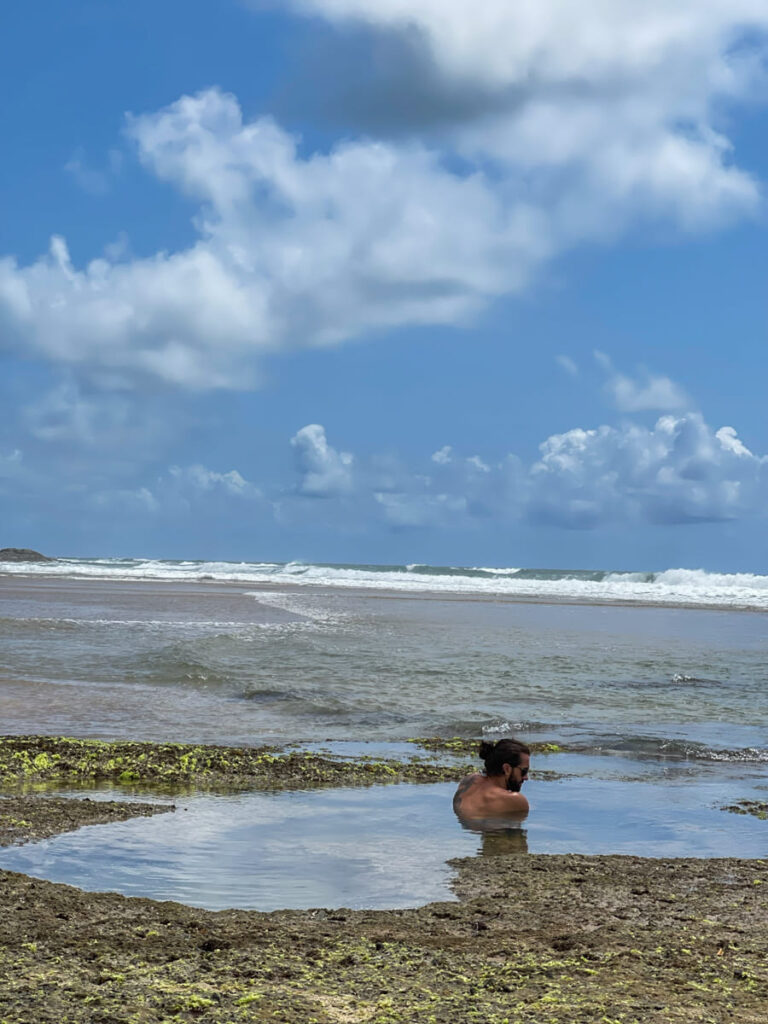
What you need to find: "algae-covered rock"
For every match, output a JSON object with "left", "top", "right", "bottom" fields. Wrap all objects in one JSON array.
[
  {"left": 721, "top": 800, "right": 768, "bottom": 819},
  {"left": 0, "top": 735, "right": 470, "bottom": 792},
  {"left": 0, "top": 794, "right": 172, "bottom": 847},
  {"left": 1, "top": 852, "right": 767, "bottom": 1023},
  {"left": 1, "top": 740, "right": 768, "bottom": 1022}
]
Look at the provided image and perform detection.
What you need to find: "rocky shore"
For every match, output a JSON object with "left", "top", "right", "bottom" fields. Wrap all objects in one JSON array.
[
  {"left": 0, "top": 548, "right": 53, "bottom": 562},
  {"left": 1, "top": 737, "right": 767, "bottom": 1022},
  {"left": 0, "top": 735, "right": 474, "bottom": 791}
]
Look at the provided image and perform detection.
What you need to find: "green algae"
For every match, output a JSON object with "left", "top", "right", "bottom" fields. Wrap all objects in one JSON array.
[
  {"left": 2, "top": 737, "right": 767, "bottom": 1021},
  {"left": 721, "top": 800, "right": 768, "bottom": 820},
  {"left": 1, "top": 852, "right": 767, "bottom": 1023},
  {"left": 0, "top": 736, "right": 471, "bottom": 794}
]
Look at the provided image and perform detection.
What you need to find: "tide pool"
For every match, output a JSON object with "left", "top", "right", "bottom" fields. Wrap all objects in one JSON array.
[{"left": 1, "top": 770, "right": 765, "bottom": 911}]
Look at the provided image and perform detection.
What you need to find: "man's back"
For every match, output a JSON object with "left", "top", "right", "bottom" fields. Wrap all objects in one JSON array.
[{"left": 453, "top": 772, "right": 529, "bottom": 818}]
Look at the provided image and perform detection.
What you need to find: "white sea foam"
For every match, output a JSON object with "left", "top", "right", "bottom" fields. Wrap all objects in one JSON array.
[
  {"left": 3, "top": 557, "right": 768, "bottom": 610},
  {"left": 470, "top": 567, "right": 522, "bottom": 575}
]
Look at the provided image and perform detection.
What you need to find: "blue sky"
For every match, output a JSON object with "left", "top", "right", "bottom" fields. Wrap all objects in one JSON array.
[{"left": 1, "top": 0, "right": 768, "bottom": 570}]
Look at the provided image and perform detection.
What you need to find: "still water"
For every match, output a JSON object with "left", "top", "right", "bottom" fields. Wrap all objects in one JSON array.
[{"left": 2, "top": 767, "right": 766, "bottom": 911}]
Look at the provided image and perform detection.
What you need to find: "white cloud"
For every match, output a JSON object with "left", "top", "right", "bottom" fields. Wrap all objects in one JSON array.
[
  {"left": 0, "top": 90, "right": 550, "bottom": 389},
  {"left": 595, "top": 355, "right": 690, "bottom": 413},
  {"left": 287, "top": 0, "right": 766, "bottom": 232},
  {"left": 286, "top": 0, "right": 766, "bottom": 88},
  {"left": 291, "top": 423, "right": 355, "bottom": 497},
  {"left": 607, "top": 372, "right": 689, "bottom": 413},
  {"left": 91, "top": 463, "right": 264, "bottom": 517},
  {"left": 287, "top": 412, "right": 766, "bottom": 530},
  {"left": 93, "top": 486, "right": 159, "bottom": 513},
  {"left": 169, "top": 464, "right": 256, "bottom": 497},
  {"left": 3, "top": 0, "right": 768, "bottom": 393},
  {"left": 716, "top": 425, "right": 753, "bottom": 457},
  {"left": 527, "top": 413, "right": 764, "bottom": 526},
  {"left": 431, "top": 446, "right": 453, "bottom": 465}
]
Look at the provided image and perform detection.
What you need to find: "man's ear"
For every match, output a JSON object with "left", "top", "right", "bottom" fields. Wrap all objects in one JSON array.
[{"left": 502, "top": 762, "right": 512, "bottom": 777}]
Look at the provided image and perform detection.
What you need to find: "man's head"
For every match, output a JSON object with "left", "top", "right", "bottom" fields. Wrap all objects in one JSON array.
[{"left": 478, "top": 738, "right": 530, "bottom": 793}]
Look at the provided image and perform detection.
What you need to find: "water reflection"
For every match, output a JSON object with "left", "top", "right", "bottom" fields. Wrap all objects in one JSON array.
[
  {"left": 456, "top": 813, "right": 529, "bottom": 856},
  {"left": 0, "top": 784, "right": 480, "bottom": 911},
  {"left": 478, "top": 827, "right": 528, "bottom": 857},
  {"left": 2, "top": 774, "right": 767, "bottom": 912}
]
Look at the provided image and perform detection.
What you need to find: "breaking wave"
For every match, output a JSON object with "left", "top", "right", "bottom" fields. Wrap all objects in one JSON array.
[{"left": 3, "top": 556, "right": 768, "bottom": 610}]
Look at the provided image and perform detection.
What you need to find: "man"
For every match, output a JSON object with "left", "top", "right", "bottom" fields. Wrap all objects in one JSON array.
[{"left": 453, "top": 737, "right": 530, "bottom": 819}]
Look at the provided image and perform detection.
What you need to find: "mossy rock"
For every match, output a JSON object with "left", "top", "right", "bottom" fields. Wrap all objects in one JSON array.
[{"left": 0, "top": 736, "right": 471, "bottom": 793}]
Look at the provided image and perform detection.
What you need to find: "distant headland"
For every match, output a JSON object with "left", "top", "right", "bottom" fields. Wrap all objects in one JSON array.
[{"left": 0, "top": 548, "right": 53, "bottom": 562}]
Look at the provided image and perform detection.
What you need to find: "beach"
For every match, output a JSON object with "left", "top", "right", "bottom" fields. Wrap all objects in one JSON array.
[
  {"left": 1, "top": 562, "right": 768, "bottom": 1020},
  {"left": 7, "top": 0, "right": 768, "bottom": 1018},
  {"left": 1, "top": 745, "right": 768, "bottom": 1023}
]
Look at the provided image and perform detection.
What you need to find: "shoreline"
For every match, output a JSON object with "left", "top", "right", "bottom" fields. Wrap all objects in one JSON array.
[
  {"left": 4, "top": 569, "right": 768, "bottom": 615},
  {"left": 1, "top": 739, "right": 767, "bottom": 1020}
]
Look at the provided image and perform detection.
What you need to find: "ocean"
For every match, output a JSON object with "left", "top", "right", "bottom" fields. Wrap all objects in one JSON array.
[
  {"left": 2, "top": 555, "right": 767, "bottom": 907},
  {"left": 1, "top": 556, "right": 767, "bottom": 755}
]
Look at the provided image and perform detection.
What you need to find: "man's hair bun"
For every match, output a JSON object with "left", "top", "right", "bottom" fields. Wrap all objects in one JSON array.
[{"left": 479, "top": 737, "right": 530, "bottom": 775}]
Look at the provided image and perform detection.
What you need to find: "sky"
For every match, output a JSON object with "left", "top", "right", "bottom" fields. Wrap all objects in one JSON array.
[{"left": 1, "top": 0, "right": 768, "bottom": 570}]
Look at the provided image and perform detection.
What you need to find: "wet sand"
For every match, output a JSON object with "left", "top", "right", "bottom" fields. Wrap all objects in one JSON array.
[{"left": 1, "top": 739, "right": 768, "bottom": 1022}]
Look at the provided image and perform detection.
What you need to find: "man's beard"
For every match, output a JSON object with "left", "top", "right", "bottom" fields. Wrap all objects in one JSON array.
[{"left": 506, "top": 776, "right": 522, "bottom": 793}]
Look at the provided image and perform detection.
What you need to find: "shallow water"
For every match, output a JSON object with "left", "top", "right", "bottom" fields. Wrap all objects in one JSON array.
[
  {"left": 2, "top": 576, "right": 768, "bottom": 760},
  {"left": 2, "top": 572, "right": 767, "bottom": 908},
  {"left": 2, "top": 769, "right": 766, "bottom": 911}
]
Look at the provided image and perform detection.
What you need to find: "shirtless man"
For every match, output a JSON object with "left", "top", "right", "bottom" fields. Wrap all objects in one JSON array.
[{"left": 453, "top": 737, "right": 530, "bottom": 820}]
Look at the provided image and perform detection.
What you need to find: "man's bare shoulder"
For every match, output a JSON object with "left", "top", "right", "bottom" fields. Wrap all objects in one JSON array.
[
  {"left": 499, "top": 791, "right": 529, "bottom": 812},
  {"left": 452, "top": 773, "right": 481, "bottom": 810},
  {"left": 477, "top": 788, "right": 529, "bottom": 816}
]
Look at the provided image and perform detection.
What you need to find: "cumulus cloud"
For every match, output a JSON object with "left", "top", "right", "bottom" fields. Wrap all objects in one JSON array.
[
  {"left": 1, "top": 0, "right": 766, "bottom": 392},
  {"left": 431, "top": 446, "right": 453, "bottom": 465},
  {"left": 285, "top": 0, "right": 765, "bottom": 88},
  {"left": 0, "top": 90, "right": 549, "bottom": 389},
  {"left": 529, "top": 413, "right": 763, "bottom": 526},
  {"left": 291, "top": 423, "right": 355, "bottom": 497},
  {"left": 91, "top": 463, "right": 264, "bottom": 518},
  {"left": 608, "top": 373, "right": 689, "bottom": 413},
  {"left": 287, "top": 0, "right": 766, "bottom": 228},
  {"left": 287, "top": 412, "right": 767, "bottom": 530},
  {"left": 168, "top": 464, "right": 256, "bottom": 497}
]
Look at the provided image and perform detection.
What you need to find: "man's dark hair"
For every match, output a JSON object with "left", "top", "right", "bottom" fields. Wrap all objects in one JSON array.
[{"left": 478, "top": 737, "right": 530, "bottom": 776}]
